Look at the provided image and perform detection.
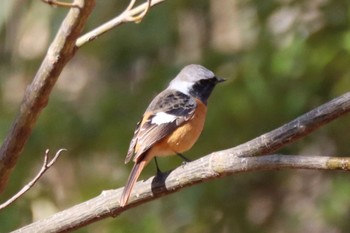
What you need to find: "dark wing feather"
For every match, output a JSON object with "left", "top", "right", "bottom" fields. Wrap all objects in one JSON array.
[
  {"left": 125, "top": 90, "right": 197, "bottom": 163},
  {"left": 125, "top": 118, "right": 142, "bottom": 163}
]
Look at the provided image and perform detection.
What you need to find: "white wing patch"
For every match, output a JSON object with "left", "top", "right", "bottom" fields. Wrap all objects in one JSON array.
[{"left": 151, "top": 112, "right": 177, "bottom": 125}]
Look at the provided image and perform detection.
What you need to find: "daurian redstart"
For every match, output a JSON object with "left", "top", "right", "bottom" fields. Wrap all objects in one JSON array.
[{"left": 120, "top": 64, "right": 224, "bottom": 206}]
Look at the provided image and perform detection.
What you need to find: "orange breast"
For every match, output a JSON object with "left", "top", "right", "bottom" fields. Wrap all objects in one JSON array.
[{"left": 148, "top": 99, "right": 207, "bottom": 157}]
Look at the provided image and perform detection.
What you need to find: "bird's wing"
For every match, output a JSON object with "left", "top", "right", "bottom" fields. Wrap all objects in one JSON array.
[{"left": 125, "top": 90, "right": 197, "bottom": 163}]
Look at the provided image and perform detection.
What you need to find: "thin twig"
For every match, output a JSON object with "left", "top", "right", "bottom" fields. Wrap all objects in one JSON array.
[
  {"left": 125, "top": 0, "right": 137, "bottom": 12},
  {"left": 41, "top": 0, "right": 80, "bottom": 8},
  {"left": 0, "top": 149, "right": 66, "bottom": 210},
  {"left": 76, "top": 0, "right": 165, "bottom": 47}
]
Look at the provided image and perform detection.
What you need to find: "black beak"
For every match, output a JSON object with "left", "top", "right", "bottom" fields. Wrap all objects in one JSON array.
[{"left": 215, "top": 76, "right": 226, "bottom": 83}]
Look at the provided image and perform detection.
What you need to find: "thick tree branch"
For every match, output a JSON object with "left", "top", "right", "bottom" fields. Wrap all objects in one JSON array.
[
  {"left": 0, "top": 149, "right": 65, "bottom": 210},
  {"left": 13, "top": 92, "right": 350, "bottom": 232},
  {"left": 0, "top": 0, "right": 95, "bottom": 193},
  {"left": 14, "top": 154, "right": 350, "bottom": 233}
]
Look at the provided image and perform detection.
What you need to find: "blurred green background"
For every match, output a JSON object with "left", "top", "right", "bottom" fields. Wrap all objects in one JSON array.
[{"left": 1, "top": 0, "right": 350, "bottom": 232}]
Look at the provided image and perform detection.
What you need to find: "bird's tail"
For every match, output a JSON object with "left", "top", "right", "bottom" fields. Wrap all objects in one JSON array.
[{"left": 120, "top": 160, "right": 146, "bottom": 207}]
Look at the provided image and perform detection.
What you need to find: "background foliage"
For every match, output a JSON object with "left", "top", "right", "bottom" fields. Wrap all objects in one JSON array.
[{"left": 0, "top": 0, "right": 350, "bottom": 232}]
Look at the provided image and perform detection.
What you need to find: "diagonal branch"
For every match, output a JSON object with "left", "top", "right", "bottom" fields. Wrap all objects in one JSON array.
[
  {"left": 0, "top": 0, "right": 96, "bottom": 193},
  {"left": 224, "top": 91, "right": 350, "bottom": 157},
  {"left": 0, "top": 149, "right": 66, "bottom": 210},
  {"left": 13, "top": 92, "right": 350, "bottom": 232},
  {"left": 76, "top": 0, "right": 165, "bottom": 47}
]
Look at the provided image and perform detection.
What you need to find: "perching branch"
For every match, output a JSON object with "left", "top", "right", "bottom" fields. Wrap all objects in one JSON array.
[
  {"left": 13, "top": 92, "right": 350, "bottom": 233},
  {"left": 76, "top": 0, "right": 165, "bottom": 47},
  {"left": 13, "top": 154, "right": 350, "bottom": 233},
  {"left": 0, "top": 0, "right": 95, "bottom": 193},
  {"left": 0, "top": 149, "right": 66, "bottom": 210}
]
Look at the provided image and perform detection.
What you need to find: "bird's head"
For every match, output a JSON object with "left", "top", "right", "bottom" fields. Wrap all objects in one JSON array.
[{"left": 168, "top": 64, "right": 225, "bottom": 104}]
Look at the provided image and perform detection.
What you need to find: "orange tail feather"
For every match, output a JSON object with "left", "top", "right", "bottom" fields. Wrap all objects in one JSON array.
[{"left": 120, "top": 160, "right": 146, "bottom": 207}]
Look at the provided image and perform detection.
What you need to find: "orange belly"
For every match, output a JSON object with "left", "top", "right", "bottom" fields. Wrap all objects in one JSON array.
[{"left": 148, "top": 99, "right": 207, "bottom": 157}]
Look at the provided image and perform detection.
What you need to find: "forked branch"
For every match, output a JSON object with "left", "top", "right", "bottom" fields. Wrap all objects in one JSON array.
[
  {"left": 76, "top": 0, "right": 165, "bottom": 47},
  {"left": 0, "top": 149, "right": 66, "bottom": 210}
]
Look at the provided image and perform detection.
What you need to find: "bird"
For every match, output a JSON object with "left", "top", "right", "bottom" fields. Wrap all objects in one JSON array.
[{"left": 120, "top": 64, "right": 225, "bottom": 207}]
